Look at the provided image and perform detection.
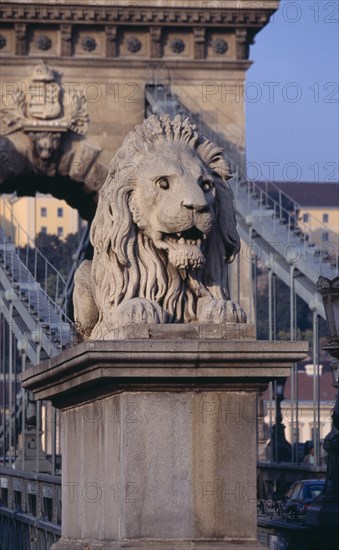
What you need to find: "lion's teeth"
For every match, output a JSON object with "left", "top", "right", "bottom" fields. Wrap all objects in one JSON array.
[
  {"left": 178, "top": 237, "right": 185, "bottom": 245},
  {"left": 197, "top": 239, "right": 201, "bottom": 246},
  {"left": 202, "top": 234, "right": 207, "bottom": 240},
  {"left": 177, "top": 232, "right": 182, "bottom": 237}
]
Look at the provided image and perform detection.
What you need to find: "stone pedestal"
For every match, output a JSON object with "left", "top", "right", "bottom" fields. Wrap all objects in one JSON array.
[
  {"left": 22, "top": 325, "right": 307, "bottom": 549},
  {"left": 15, "top": 430, "right": 52, "bottom": 474}
]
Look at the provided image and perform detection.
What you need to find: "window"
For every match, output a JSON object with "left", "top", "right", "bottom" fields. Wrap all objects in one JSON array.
[
  {"left": 40, "top": 207, "right": 47, "bottom": 217},
  {"left": 41, "top": 226, "right": 47, "bottom": 234},
  {"left": 27, "top": 493, "right": 37, "bottom": 516},
  {"left": 57, "top": 227, "right": 63, "bottom": 238},
  {"left": 57, "top": 207, "right": 63, "bottom": 218},
  {"left": 302, "top": 213, "right": 309, "bottom": 223},
  {"left": 323, "top": 213, "right": 329, "bottom": 223},
  {"left": 322, "top": 231, "right": 329, "bottom": 242},
  {"left": 290, "top": 483, "right": 302, "bottom": 500}
]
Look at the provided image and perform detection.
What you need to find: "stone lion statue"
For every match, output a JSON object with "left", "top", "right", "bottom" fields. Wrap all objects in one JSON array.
[{"left": 74, "top": 115, "right": 246, "bottom": 339}]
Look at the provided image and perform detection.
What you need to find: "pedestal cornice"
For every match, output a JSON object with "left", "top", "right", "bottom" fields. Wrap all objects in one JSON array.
[{"left": 21, "top": 331, "right": 308, "bottom": 407}]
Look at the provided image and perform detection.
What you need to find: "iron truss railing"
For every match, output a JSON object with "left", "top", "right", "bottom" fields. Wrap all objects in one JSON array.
[
  {"left": 0, "top": 195, "right": 73, "bottom": 548},
  {"left": 0, "top": 466, "right": 61, "bottom": 549},
  {"left": 0, "top": 197, "right": 76, "bottom": 364}
]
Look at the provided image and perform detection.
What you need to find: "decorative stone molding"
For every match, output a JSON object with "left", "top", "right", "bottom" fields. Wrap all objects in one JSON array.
[
  {"left": 126, "top": 36, "right": 141, "bottom": 54},
  {"left": 35, "top": 34, "right": 52, "bottom": 51},
  {"left": 14, "top": 23, "right": 26, "bottom": 55},
  {"left": 193, "top": 27, "right": 205, "bottom": 60},
  {"left": 60, "top": 24, "right": 72, "bottom": 56},
  {"left": 212, "top": 38, "right": 229, "bottom": 55},
  {"left": 150, "top": 26, "right": 162, "bottom": 58},
  {"left": 236, "top": 28, "right": 249, "bottom": 59},
  {"left": 0, "top": 3, "right": 275, "bottom": 27},
  {"left": 169, "top": 38, "right": 185, "bottom": 54},
  {"left": 0, "top": 35, "right": 6, "bottom": 49},
  {"left": 1, "top": 2, "right": 277, "bottom": 66},
  {"left": 105, "top": 25, "right": 117, "bottom": 57},
  {"left": 81, "top": 36, "right": 96, "bottom": 52},
  {"left": 28, "top": 131, "right": 61, "bottom": 176},
  {"left": 0, "top": 61, "right": 89, "bottom": 175}
]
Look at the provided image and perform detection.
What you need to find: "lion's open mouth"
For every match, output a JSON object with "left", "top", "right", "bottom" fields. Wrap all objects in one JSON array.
[
  {"left": 163, "top": 227, "right": 206, "bottom": 247},
  {"left": 155, "top": 226, "right": 207, "bottom": 270}
]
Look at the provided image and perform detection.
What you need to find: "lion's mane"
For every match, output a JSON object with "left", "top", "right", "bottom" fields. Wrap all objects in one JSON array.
[{"left": 89, "top": 115, "right": 240, "bottom": 337}]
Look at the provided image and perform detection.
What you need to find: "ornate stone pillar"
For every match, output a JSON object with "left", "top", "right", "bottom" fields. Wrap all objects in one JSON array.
[
  {"left": 150, "top": 26, "right": 162, "bottom": 58},
  {"left": 193, "top": 27, "right": 206, "bottom": 60},
  {"left": 105, "top": 25, "right": 118, "bottom": 58},
  {"left": 14, "top": 23, "right": 26, "bottom": 55},
  {"left": 236, "top": 28, "right": 249, "bottom": 60},
  {"left": 60, "top": 24, "right": 72, "bottom": 57}
]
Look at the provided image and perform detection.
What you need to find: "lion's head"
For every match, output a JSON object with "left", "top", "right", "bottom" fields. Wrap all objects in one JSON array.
[
  {"left": 82, "top": 115, "right": 242, "bottom": 337},
  {"left": 30, "top": 131, "right": 61, "bottom": 160}
]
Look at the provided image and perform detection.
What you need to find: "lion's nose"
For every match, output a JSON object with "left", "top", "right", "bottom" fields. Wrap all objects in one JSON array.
[{"left": 181, "top": 199, "right": 209, "bottom": 213}]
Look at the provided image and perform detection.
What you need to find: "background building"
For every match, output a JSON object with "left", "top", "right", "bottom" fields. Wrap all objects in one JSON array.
[
  {"left": 2, "top": 193, "right": 81, "bottom": 244},
  {"left": 256, "top": 181, "right": 339, "bottom": 248}
]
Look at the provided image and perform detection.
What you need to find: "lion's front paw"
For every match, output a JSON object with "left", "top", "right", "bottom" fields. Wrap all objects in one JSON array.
[
  {"left": 197, "top": 298, "right": 247, "bottom": 323},
  {"left": 118, "top": 298, "right": 169, "bottom": 325}
]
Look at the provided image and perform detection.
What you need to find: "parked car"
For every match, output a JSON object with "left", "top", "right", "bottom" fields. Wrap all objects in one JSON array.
[{"left": 279, "top": 479, "right": 325, "bottom": 519}]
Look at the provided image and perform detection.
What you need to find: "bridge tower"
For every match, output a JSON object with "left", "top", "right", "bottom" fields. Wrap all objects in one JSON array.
[{"left": 1, "top": 0, "right": 279, "bottom": 317}]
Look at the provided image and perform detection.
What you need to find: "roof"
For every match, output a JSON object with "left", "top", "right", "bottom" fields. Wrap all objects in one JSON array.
[
  {"left": 263, "top": 371, "right": 336, "bottom": 402},
  {"left": 284, "top": 371, "right": 336, "bottom": 402},
  {"left": 256, "top": 182, "right": 339, "bottom": 208}
]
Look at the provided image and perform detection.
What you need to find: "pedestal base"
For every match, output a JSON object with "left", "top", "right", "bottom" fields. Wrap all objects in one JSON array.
[
  {"left": 22, "top": 332, "right": 307, "bottom": 548},
  {"left": 53, "top": 538, "right": 264, "bottom": 549},
  {"left": 15, "top": 431, "right": 52, "bottom": 473},
  {"left": 58, "top": 389, "right": 258, "bottom": 542}
]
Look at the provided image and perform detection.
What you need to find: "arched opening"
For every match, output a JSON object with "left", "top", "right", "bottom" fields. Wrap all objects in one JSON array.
[{"left": 1, "top": 173, "right": 97, "bottom": 224}]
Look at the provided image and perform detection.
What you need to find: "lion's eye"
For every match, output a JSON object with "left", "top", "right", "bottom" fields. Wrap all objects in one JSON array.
[
  {"left": 155, "top": 177, "right": 169, "bottom": 190},
  {"left": 201, "top": 180, "right": 214, "bottom": 192}
]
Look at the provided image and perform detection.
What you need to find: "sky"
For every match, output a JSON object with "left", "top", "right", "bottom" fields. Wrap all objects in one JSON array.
[{"left": 246, "top": 0, "right": 339, "bottom": 182}]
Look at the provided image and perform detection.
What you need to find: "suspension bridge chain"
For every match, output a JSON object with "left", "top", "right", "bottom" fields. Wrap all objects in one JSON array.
[{"left": 145, "top": 83, "right": 338, "bottom": 320}]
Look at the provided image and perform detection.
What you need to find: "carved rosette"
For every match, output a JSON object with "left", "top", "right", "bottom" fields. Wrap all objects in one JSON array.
[
  {"left": 35, "top": 35, "right": 52, "bottom": 51},
  {"left": 212, "top": 38, "right": 228, "bottom": 55},
  {"left": 169, "top": 38, "right": 185, "bottom": 54},
  {"left": 81, "top": 36, "right": 96, "bottom": 52},
  {"left": 126, "top": 36, "right": 141, "bottom": 53}
]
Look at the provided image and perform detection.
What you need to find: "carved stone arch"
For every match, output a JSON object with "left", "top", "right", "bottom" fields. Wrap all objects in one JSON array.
[
  {"left": 0, "top": 132, "right": 108, "bottom": 221},
  {"left": 0, "top": 61, "right": 109, "bottom": 220}
]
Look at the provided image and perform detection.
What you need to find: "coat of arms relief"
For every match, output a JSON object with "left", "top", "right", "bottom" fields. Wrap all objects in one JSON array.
[{"left": 1, "top": 61, "right": 89, "bottom": 175}]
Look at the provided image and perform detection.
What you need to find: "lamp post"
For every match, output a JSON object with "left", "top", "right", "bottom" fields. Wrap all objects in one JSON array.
[
  {"left": 270, "top": 378, "right": 292, "bottom": 463},
  {"left": 306, "top": 275, "right": 339, "bottom": 527}
]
